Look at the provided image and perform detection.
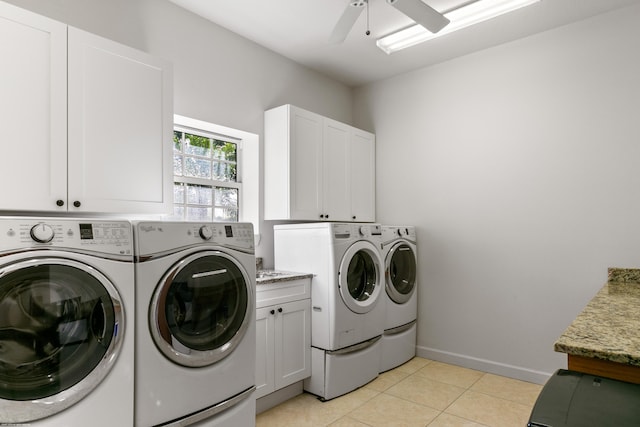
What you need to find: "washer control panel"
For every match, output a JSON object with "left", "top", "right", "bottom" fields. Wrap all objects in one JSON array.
[
  {"left": 135, "top": 221, "right": 254, "bottom": 255},
  {"left": 0, "top": 218, "right": 132, "bottom": 255}
]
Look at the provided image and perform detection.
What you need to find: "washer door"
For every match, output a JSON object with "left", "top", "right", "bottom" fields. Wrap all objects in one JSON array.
[
  {"left": 385, "top": 242, "right": 417, "bottom": 304},
  {"left": 0, "top": 257, "right": 123, "bottom": 423},
  {"left": 150, "top": 251, "right": 252, "bottom": 367},
  {"left": 338, "top": 241, "right": 382, "bottom": 314}
]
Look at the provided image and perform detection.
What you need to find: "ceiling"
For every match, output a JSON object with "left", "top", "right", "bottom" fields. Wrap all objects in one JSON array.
[{"left": 169, "top": 0, "right": 640, "bottom": 87}]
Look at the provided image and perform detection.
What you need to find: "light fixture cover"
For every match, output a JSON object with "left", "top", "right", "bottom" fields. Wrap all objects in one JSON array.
[{"left": 377, "top": 0, "right": 541, "bottom": 54}]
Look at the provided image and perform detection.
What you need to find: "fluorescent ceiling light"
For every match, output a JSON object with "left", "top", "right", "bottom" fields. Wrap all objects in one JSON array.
[{"left": 377, "top": 0, "right": 541, "bottom": 54}]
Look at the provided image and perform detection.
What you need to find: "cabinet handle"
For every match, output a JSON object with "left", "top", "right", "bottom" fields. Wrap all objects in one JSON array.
[
  {"left": 319, "top": 214, "right": 324, "bottom": 219},
  {"left": 56, "top": 200, "right": 64, "bottom": 207},
  {"left": 352, "top": 216, "right": 356, "bottom": 220},
  {"left": 325, "top": 214, "right": 329, "bottom": 219},
  {"left": 278, "top": 307, "right": 283, "bottom": 313},
  {"left": 73, "top": 201, "right": 81, "bottom": 208},
  {"left": 270, "top": 309, "right": 275, "bottom": 315}
]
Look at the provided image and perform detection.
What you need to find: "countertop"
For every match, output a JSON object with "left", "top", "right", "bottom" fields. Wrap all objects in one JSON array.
[
  {"left": 554, "top": 268, "right": 640, "bottom": 366},
  {"left": 256, "top": 269, "right": 313, "bottom": 285}
]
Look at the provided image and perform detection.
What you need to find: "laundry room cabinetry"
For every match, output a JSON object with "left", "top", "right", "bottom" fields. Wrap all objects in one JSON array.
[
  {"left": 255, "top": 277, "right": 311, "bottom": 400},
  {"left": 0, "top": 2, "right": 172, "bottom": 214},
  {"left": 264, "top": 104, "right": 376, "bottom": 222}
]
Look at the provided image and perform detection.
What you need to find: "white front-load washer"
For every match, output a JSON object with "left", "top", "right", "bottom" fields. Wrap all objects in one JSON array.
[
  {"left": 274, "top": 222, "right": 384, "bottom": 400},
  {"left": 379, "top": 225, "right": 418, "bottom": 372},
  {"left": 133, "top": 221, "right": 256, "bottom": 427},
  {"left": 0, "top": 217, "right": 134, "bottom": 426}
]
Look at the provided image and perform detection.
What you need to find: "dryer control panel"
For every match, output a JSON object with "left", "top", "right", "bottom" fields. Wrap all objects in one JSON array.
[{"left": 0, "top": 217, "right": 132, "bottom": 256}]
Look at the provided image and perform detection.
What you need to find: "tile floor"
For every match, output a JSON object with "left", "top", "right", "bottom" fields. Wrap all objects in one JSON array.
[{"left": 256, "top": 357, "right": 543, "bottom": 427}]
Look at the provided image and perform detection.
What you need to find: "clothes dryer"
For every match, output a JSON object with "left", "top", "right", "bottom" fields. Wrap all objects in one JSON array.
[
  {"left": 274, "top": 222, "right": 384, "bottom": 400},
  {"left": 379, "top": 225, "right": 418, "bottom": 372},
  {"left": 133, "top": 221, "right": 256, "bottom": 427},
  {"left": 0, "top": 217, "right": 134, "bottom": 426}
]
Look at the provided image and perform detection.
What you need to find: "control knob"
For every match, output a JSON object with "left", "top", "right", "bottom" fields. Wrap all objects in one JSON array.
[
  {"left": 199, "top": 225, "right": 213, "bottom": 240},
  {"left": 30, "top": 224, "right": 55, "bottom": 243},
  {"left": 359, "top": 226, "right": 369, "bottom": 237}
]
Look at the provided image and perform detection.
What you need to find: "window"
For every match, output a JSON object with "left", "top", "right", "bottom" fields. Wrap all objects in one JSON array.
[
  {"left": 172, "top": 115, "right": 260, "bottom": 239},
  {"left": 173, "top": 124, "right": 240, "bottom": 221}
]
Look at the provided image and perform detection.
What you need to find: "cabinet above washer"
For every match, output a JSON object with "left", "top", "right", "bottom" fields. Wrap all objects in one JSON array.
[
  {"left": 264, "top": 104, "right": 375, "bottom": 222},
  {"left": 0, "top": 2, "right": 172, "bottom": 214}
]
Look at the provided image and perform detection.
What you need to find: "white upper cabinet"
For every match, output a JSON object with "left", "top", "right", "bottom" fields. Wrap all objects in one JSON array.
[
  {"left": 0, "top": 2, "right": 172, "bottom": 214},
  {"left": 264, "top": 104, "right": 376, "bottom": 222},
  {"left": 0, "top": 2, "right": 67, "bottom": 211},
  {"left": 67, "top": 27, "right": 172, "bottom": 213}
]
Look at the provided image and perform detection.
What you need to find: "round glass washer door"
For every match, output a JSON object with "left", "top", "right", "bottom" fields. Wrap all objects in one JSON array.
[
  {"left": 149, "top": 251, "right": 253, "bottom": 368},
  {"left": 0, "top": 257, "right": 123, "bottom": 423},
  {"left": 338, "top": 241, "right": 382, "bottom": 314},
  {"left": 385, "top": 242, "right": 417, "bottom": 304}
]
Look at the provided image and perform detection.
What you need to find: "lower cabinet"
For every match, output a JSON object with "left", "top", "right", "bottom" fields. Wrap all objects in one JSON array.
[{"left": 255, "top": 280, "right": 311, "bottom": 399}]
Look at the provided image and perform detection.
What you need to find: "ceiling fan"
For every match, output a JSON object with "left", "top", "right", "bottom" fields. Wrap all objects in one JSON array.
[{"left": 329, "top": 0, "right": 450, "bottom": 43}]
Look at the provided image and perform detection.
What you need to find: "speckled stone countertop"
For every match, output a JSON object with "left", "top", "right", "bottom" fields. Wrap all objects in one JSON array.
[
  {"left": 255, "top": 270, "right": 313, "bottom": 285},
  {"left": 554, "top": 268, "right": 640, "bottom": 366}
]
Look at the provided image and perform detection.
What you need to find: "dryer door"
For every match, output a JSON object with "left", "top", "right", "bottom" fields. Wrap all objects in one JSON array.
[
  {"left": 338, "top": 241, "right": 382, "bottom": 314},
  {"left": 0, "top": 258, "right": 123, "bottom": 423},
  {"left": 150, "top": 250, "right": 253, "bottom": 367},
  {"left": 385, "top": 242, "right": 417, "bottom": 304}
]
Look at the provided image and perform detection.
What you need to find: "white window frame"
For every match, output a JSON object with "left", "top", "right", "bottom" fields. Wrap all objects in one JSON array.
[{"left": 173, "top": 114, "right": 259, "bottom": 239}]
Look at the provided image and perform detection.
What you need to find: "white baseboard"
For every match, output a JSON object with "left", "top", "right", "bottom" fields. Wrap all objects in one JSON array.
[{"left": 416, "top": 345, "right": 553, "bottom": 385}]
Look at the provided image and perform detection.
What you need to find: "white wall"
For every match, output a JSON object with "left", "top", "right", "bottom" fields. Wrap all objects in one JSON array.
[
  {"left": 354, "top": 4, "right": 640, "bottom": 383},
  {"left": 3, "top": 0, "right": 353, "bottom": 263}
]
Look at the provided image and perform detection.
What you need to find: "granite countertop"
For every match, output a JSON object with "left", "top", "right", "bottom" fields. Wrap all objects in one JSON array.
[
  {"left": 554, "top": 268, "right": 640, "bottom": 366},
  {"left": 255, "top": 269, "right": 313, "bottom": 285}
]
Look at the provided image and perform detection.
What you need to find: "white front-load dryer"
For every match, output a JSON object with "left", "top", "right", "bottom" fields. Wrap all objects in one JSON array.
[
  {"left": 379, "top": 225, "right": 418, "bottom": 372},
  {"left": 274, "top": 222, "right": 384, "bottom": 400},
  {"left": 133, "top": 221, "right": 256, "bottom": 427},
  {"left": 0, "top": 217, "right": 134, "bottom": 426}
]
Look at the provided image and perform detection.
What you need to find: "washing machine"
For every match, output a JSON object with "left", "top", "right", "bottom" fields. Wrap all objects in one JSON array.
[
  {"left": 133, "top": 221, "right": 256, "bottom": 427},
  {"left": 274, "top": 222, "right": 384, "bottom": 400},
  {"left": 0, "top": 217, "right": 134, "bottom": 426},
  {"left": 379, "top": 225, "right": 418, "bottom": 372}
]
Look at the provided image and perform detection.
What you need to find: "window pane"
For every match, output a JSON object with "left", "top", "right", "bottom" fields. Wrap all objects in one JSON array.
[
  {"left": 173, "top": 154, "right": 183, "bottom": 176},
  {"left": 186, "top": 207, "right": 212, "bottom": 221},
  {"left": 173, "top": 131, "right": 183, "bottom": 152},
  {"left": 184, "top": 157, "right": 212, "bottom": 179},
  {"left": 214, "top": 188, "right": 238, "bottom": 207},
  {"left": 212, "top": 140, "right": 237, "bottom": 162},
  {"left": 173, "top": 206, "right": 185, "bottom": 219},
  {"left": 173, "top": 183, "right": 185, "bottom": 203},
  {"left": 186, "top": 184, "right": 212, "bottom": 205},
  {"left": 184, "top": 133, "right": 212, "bottom": 157},
  {"left": 214, "top": 207, "right": 238, "bottom": 222},
  {"left": 212, "top": 162, "right": 237, "bottom": 182}
]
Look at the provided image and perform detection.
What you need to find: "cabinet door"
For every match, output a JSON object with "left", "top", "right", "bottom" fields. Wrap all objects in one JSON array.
[
  {"left": 350, "top": 129, "right": 376, "bottom": 222},
  {"left": 274, "top": 299, "right": 311, "bottom": 389},
  {"left": 289, "top": 106, "right": 323, "bottom": 220},
  {"left": 0, "top": 3, "right": 67, "bottom": 211},
  {"left": 323, "top": 118, "right": 351, "bottom": 221},
  {"left": 255, "top": 307, "right": 275, "bottom": 399},
  {"left": 67, "top": 27, "right": 172, "bottom": 213}
]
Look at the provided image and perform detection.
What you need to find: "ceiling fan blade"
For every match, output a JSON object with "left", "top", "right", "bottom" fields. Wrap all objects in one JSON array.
[
  {"left": 329, "top": 1, "right": 366, "bottom": 44},
  {"left": 387, "top": 0, "right": 450, "bottom": 34}
]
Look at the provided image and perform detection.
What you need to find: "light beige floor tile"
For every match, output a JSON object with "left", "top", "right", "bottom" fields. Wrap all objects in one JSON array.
[
  {"left": 328, "top": 416, "right": 371, "bottom": 426},
  {"left": 415, "top": 362, "right": 484, "bottom": 389},
  {"left": 349, "top": 393, "right": 441, "bottom": 427},
  {"left": 470, "top": 373, "right": 542, "bottom": 406},
  {"left": 445, "top": 390, "right": 533, "bottom": 427},
  {"left": 256, "top": 388, "right": 377, "bottom": 427},
  {"left": 393, "top": 356, "right": 432, "bottom": 374},
  {"left": 386, "top": 375, "right": 466, "bottom": 411},
  {"left": 365, "top": 368, "right": 411, "bottom": 392},
  {"left": 428, "top": 413, "right": 487, "bottom": 427}
]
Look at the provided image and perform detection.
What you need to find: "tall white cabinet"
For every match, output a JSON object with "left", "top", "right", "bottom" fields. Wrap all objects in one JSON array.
[
  {"left": 0, "top": 2, "right": 172, "bottom": 214},
  {"left": 264, "top": 104, "right": 375, "bottom": 222}
]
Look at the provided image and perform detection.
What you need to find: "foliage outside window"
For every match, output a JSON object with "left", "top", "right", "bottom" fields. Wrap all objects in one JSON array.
[{"left": 173, "top": 127, "right": 240, "bottom": 221}]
